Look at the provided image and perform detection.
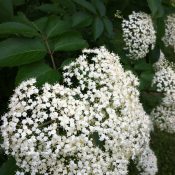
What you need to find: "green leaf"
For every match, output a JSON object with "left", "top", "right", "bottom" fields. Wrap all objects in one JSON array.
[
  {"left": 90, "top": 132, "right": 105, "bottom": 151},
  {"left": 16, "top": 61, "right": 61, "bottom": 86},
  {"left": 148, "top": 45, "right": 160, "bottom": 64},
  {"left": 73, "top": 0, "right": 97, "bottom": 14},
  {"left": 14, "top": 13, "right": 49, "bottom": 34},
  {"left": 13, "top": 13, "right": 42, "bottom": 33},
  {"left": 156, "top": 17, "right": 165, "bottom": 40},
  {"left": 12, "top": 0, "right": 25, "bottom": 6},
  {"left": 61, "top": 58, "right": 75, "bottom": 68},
  {"left": 37, "top": 4, "right": 59, "bottom": 14},
  {"left": 13, "top": 12, "right": 33, "bottom": 26},
  {"left": 0, "top": 38, "right": 47, "bottom": 67},
  {"left": 46, "top": 17, "right": 71, "bottom": 38},
  {"left": 140, "top": 71, "right": 154, "bottom": 82},
  {"left": 0, "top": 157, "right": 17, "bottom": 175},
  {"left": 34, "top": 17, "right": 49, "bottom": 32},
  {"left": 72, "top": 12, "right": 92, "bottom": 27},
  {"left": 0, "top": 0, "right": 13, "bottom": 22},
  {"left": 140, "top": 71, "right": 154, "bottom": 90},
  {"left": 54, "top": 32, "right": 88, "bottom": 51},
  {"left": 37, "top": 70, "right": 61, "bottom": 87},
  {"left": 134, "top": 60, "right": 153, "bottom": 71},
  {"left": 141, "top": 91, "right": 164, "bottom": 110},
  {"left": 0, "top": 22, "right": 39, "bottom": 37},
  {"left": 147, "top": 0, "right": 164, "bottom": 17},
  {"left": 92, "top": 0, "right": 106, "bottom": 16},
  {"left": 0, "top": 136, "right": 2, "bottom": 144},
  {"left": 103, "top": 17, "right": 114, "bottom": 36},
  {"left": 93, "top": 17, "right": 104, "bottom": 40}
]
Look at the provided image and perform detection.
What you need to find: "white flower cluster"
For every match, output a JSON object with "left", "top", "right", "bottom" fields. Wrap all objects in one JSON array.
[
  {"left": 163, "top": 13, "right": 175, "bottom": 52},
  {"left": 151, "top": 52, "right": 175, "bottom": 133},
  {"left": 122, "top": 11, "right": 156, "bottom": 60},
  {"left": 1, "top": 47, "right": 152, "bottom": 175},
  {"left": 151, "top": 91, "right": 175, "bottom": 133},
  {"left": 136, "top": 146, "right": 158, "bottom": 175},
  {"left": 152, "top": 52, "right": 175, "bottom": 92},
  {"left": 63, "top": 47, "right": 153, "bottom": 173},
  {"left": 153, "top": 51, "right": 175, "bottom": 71},
  {"left": 152, "top": 66, "right": 175, "bottom": 92}
]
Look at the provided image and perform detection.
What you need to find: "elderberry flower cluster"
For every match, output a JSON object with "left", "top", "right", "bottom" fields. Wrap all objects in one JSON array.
[
  {"left": 151, "top": 91, "right": 175, "bottom": 133},
  {"left": 122, "top": 11, "right": 156, "bottom": 60},
  {"left": 163, "top": 13, "right": 175, "bottom": 52},
  {"left": 151, "top": 52, "right": 175, "bottom": 133},
  {"left": 152, "top": 52, "right": 175, "bottom": 92},
  {"left": 152, "top": 67, "right": 175, "bottom": 92},
  {"left": 136, "top": 146, "right": 158, "bottom": 175},
  {"left": 1, "top": 47, "right": 152, "bottom": 175},
  {"left": 63, "top": 47, "right": 152, "bottom": 172},
  {"left": 153, "top": 51, "right": 175, "bottom": 71}
]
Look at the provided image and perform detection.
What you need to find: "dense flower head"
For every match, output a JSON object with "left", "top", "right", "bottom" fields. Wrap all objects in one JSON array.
[
  {"left": 153, "top": 51, "right": 174, "bottom": 71},
  {"left": 151, "top": 91, "right": 175, "bottom": 133},
  {"left": 152, "top": 52, "right": 175, "bottom": 133},
  {"left": 163, "top": 13, "right": 175, "bottom": 52},
  {"left": 153, "top": 52, "right": 175, "bottom": 92},
  {"left": 152, "top": 67, "right": 175, "bottom": 92},
  {"left": 1, "top": 47, "right": 151, "bottom": 175},
  {"left": 136, "top": 146, "right": 158, "bottom": 175},
  {"left": 122, "top": 11, "right": 156, "bottom": 60}
]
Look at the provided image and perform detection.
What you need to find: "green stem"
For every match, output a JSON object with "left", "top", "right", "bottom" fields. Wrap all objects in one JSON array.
[
  {"left": 29, "top": 21, "right": 57, "bottom": 70},
  {"left": 43, "top": 36, "right": 57, "bottom": 70},
  {"left": 38, "top": 120, "right": 53, "bottom": 128}
]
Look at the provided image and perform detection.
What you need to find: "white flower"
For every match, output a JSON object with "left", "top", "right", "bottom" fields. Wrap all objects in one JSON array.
[
  {"left": 151, "top": 52, "right": 175, "bottom": 133},
  {"left": 136, "top": 146, "right": 158, "bottom": 175},
  {"left": 16, "top": 171, "right": 25, "bottom": 175},
  {"left": 1, "top": 47, "right": 152, "bottom": 175},
  {"left": 151, "top": 90, "right": 175, "bottom": 133},
  {"left": 153, "top": 51, "right": 175, "bottom": 71},
  {"left": 152, "top": 66, "right": 175, "bottom": 92},
  {"left": 163, "top": 13, "right": 175, "bottom": 52},
  {"left": 122, "top": 11, "right": 156, "bottom": 60}
]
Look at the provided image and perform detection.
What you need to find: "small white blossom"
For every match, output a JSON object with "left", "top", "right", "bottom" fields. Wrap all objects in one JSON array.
[
  {"left": 152, "top": 67, "right": 175, "bottom": 92},
  {"left": 151, "top": 91, "right": 175, "bottom": 133},
  {"left": 152, "top": 52, "right": 175, "bottom": 133},
  {"left": 153, "top": 51, "right": 175, "bottom": 71},
  {"left": 136, "top": 146, "right": 158, "bottom": 175},
  {"left": 122, "top": 11, "right": 156, "bottom": 60},
  {"left": 163, "top": 13, "right": 175, "bottom": 52}
]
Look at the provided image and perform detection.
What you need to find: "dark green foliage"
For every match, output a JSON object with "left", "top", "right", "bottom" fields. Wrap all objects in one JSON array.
[
  {"left": 72, "top": 12, "right": 93, "bottom": 27},
  {"left": 0, "top": 158, "right": 17, "bottom": 175},
  {"left": 45, "top": 17, "right": 71, "bottom": 38},
  {"left": 128, "top": 159, "right": 140, "bottom": 175},
  {"left": 0, "top": 38, "right": 47, "bottom": 66},
  {"left": 61, "top": 58, "right": 76, "bottom": 68},
  {"left": 73, "top": 0, "right": 97, "bottom": 14},
  {"left": 150, "top": 128, "right": 175, "bottom": 175},
  {"left": 147, "top": 0, "right": 164, "bottom": 18},
  {"left": 0, "top": 0, "right": 13, "bottom": 22},
  {"left": 0, "top": 22, "right": 38, "bottom": 37},
  {"left": 53, "top": 32, "right": 88, "bottom": 51},
  {"left": 93, "top": 16, "right": 104, "bottom": 40},
  {"left": 73, "top": 0, "right": 114, "bottom": 39},
  {"left": 0, "top": 0, "right": 175, "bottom": 174},
  {"left": 15, "top": 61, "right": 61, "bottom": 86}
]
